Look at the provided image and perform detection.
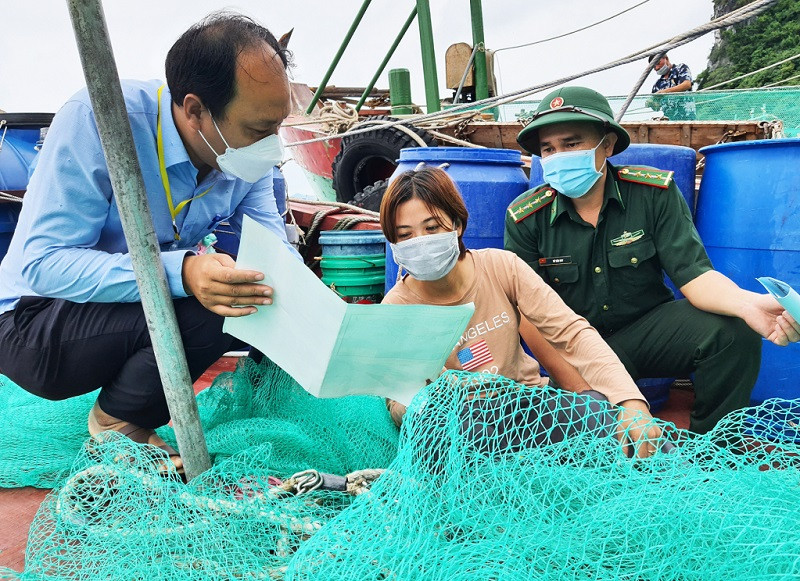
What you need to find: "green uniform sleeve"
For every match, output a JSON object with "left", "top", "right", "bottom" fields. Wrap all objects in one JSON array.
[{"left": 651, "top": 180, "right": 712, "bottom": 288}]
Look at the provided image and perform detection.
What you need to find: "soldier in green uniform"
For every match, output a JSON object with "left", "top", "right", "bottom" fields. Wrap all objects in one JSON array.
[{"left": 504, "top": 86, "right": 799, "bottom": 434}]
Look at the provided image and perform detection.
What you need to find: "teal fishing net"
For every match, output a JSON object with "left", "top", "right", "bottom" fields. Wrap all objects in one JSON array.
[
  {"left": 503, "top": 87, "right": 800, "bottom": 135},
  {"left": 2, "top": 362, "right": 800, "bottom": 580}
]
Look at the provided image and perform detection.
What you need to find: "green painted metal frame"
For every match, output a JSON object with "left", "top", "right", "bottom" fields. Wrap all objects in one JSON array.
[
  {"left": 310, "top": 0, "right": 491, "bottom": 116},
  {"left": 305, "top": 0, "right": 374, "bottom": 114},
  {"left": 66, "top": 0, "right": 211, "bottom": 480},
  {"left": 415, "top": 0, "right": 440, "bottom": 113},
  {"left": 470, "top": 0, "right": 489, "bottom": 102},
  {"left": 355, "top": 7, "right": 418, "bottom": 112}
]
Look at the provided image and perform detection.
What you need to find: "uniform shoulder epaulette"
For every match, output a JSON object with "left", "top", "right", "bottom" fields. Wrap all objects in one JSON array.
[
  {"left": 617, "top": 166, "right": 674, "bottom": 189},
  {"left": 507, "top": 185, "right": 556, "bottom": 223}
]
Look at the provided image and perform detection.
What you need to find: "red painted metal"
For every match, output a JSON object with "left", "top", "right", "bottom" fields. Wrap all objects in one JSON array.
[
  {"left": 289, "top": 200, "right": 381, "bottom": 233},
  {"left": 281, "top": 121, "right": 341, "bottom": 179}
]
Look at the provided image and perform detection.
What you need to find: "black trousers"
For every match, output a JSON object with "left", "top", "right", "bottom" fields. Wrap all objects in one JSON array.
[
  {"left": 0, "top": 296, "right": 239, "bottom": 429},
  {"left": 605, "top": 299, "right": 762, "bottom": 434}
]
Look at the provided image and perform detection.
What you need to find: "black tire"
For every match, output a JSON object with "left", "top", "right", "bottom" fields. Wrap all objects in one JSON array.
[
  {"left": 332, "top": 116, "right": 436, "bottom": 204},
  {"left": 352, "top": 179, "right": 389, "bottom": 213}
]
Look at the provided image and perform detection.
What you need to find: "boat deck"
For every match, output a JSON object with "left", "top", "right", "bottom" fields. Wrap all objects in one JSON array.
[{"left": 0, "top": 358, "right": 693, "bottom": 574}]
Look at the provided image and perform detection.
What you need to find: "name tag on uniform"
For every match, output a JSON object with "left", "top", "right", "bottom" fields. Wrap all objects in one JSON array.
[{"left": 538, "top": 256, "right": 572, "bottom": 267}]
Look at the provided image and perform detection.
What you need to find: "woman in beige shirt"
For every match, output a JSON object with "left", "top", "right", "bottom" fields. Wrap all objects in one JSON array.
[{"left": 380, "top": 166, "right": 662, "bottom": 457}]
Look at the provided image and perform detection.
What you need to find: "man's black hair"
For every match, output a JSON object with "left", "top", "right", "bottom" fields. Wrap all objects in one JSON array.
[
  {"left": 165, "top": 11, "right": 292, "bottom": 118},
  {"left": 648, "top": 52, "right": 668, "bottom": 64}
]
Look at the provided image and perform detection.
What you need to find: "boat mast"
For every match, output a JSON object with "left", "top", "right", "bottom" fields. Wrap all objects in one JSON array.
[
  {"left": 306, "top": 0, "right": 374, "bottom": 114},
  {"left": 470, "top": 0, "right": 489, "bottom": 102},
  {"left": 416, "top": 0, "right": 441, "bottom": 113},
  {"left": 355, "top": 7, "right": 419, "bottom": 112},
  {"left": 66, "top": 0, "right": 211, "bottom": 480}
]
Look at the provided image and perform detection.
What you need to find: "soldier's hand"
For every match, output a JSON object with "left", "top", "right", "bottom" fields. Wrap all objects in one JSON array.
[
  {"left": 743, "top": 294, "right": 800, "bottom": 346},
  {"left": 182, "top": 253, "right": 272, "bottom": 317}
]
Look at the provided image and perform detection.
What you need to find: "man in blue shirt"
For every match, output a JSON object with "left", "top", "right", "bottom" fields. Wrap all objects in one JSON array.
[
  {"left": 0, "top": 12, "right": 295, "bottom": 473},
  {"left": 649, "top": 53, "right": 697, "bottom": 121}
]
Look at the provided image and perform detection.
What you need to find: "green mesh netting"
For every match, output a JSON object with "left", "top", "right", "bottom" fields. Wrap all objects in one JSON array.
[
  {"left": 2, "top": 363, "right": 800, "bottom": 580},
  {"left": 502, "top": 87, "right": 800, "bottom": 135}
]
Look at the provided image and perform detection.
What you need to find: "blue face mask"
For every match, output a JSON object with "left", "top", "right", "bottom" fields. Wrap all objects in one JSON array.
[{"left": 540, "top": 138, "right": 605, "bottom": 199}]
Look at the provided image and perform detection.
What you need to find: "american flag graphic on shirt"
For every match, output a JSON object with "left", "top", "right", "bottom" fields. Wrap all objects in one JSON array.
[{"left": 457, "top": 339, "right": 493, "bottom": 371}]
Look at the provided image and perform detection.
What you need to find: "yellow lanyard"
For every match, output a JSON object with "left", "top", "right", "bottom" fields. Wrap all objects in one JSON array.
[{"left": 156, "top": 85, "right": 213, "bottom": 240}]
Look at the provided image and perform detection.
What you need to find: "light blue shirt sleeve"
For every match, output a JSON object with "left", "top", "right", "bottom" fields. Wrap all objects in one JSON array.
[
  {"left": 17, "top": 96, "right": 189, "bottom": 304},
  {"left": 0, "top": 79, "right": 295, "bottom": 314}
]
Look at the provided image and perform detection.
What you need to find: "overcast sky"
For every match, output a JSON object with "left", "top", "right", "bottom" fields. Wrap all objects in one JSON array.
[
  {"left": 2, "top": 0, "right": 715, "bottom": 113},
  {"left": 1, "top": 0, "right": 716, "bottom": 196}
]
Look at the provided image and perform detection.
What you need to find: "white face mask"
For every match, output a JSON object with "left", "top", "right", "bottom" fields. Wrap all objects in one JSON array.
[
  {"left": 198, "top": 116, "right": 284, "bottom": 183},
  {"left": 390, "top": 230, "right": 460, "bottom": 281},
  {"left": 656, "top": 64, "right": 670, "bottom": 76}
]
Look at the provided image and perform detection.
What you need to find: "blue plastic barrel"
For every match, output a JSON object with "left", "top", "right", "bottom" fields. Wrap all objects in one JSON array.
[
  {"left": 0, "top": 203, "right": 22, "bottom": 263},
  {"left": 385, "top": 147, "right": 528, "bottom": 292},
  {"left": 0, "top": 113, "right": 53, "bottom": 190},
  {"left": 527, "top": 143, "right": 697, "bottom": 215},
  {"left": 319, "top": 230, "right": 386, "bottom": 256},
  {"left": 695, "top": 138, "right": 800, "bottom": 404},
  {"left": 635, "top": 377, "right": 672, "bottom": 412}
]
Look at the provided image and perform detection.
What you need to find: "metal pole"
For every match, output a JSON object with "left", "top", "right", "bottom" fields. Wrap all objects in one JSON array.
[
  {"left": 355, "top": 7, "right": 418, "bottom": 112},
  {"left": 66, "top": 0, "right": 211, "bottom": 480},
  {"left": 469, "top": 0, "right": 489, "bottom": 101},
  {"left": 616, "top": 51, "right": 665, "bottom": 121},
  {"left": 415, "top": 0, "right": 441, "bottom": 113},
  {"left": 305, "top": 0, "right": 373, "bottom": 114},
  {"left": 453, "top": 44, "right": 478, "bottom": 104}
]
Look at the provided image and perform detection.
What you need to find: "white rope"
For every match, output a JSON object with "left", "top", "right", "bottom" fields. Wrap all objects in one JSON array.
[
  {"left": 760, "top": 73, "right": 800, "bottom": 89},
  {"left": 0, "top": 191, "right": 23, "bottom": 203},
  {"left": 286, "top": 196, "right": 380, "bottom": 218},
  {"left": 699, "top": 51, "right": 800, "bottom": 91},
  {"left": 351, "top": 118, "right": 429, "bottom": 147}
]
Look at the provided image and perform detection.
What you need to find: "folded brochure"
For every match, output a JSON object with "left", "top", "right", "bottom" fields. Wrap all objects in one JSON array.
[
  {"left": 224, "top": 216, "right": 474, "bottom": 405},
  {"left": 757, "top": 276, "right": 800, "bottom": 323}
]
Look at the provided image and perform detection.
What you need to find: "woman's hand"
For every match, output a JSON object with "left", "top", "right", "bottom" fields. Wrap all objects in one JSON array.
[{"left": 616, "top": 399, "right": 663, "bottom": 458}]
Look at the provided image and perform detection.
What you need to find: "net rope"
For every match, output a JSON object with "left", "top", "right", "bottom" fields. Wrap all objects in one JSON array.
[{"left": 503, "top": 87, "right": 800, "bottom": 136}]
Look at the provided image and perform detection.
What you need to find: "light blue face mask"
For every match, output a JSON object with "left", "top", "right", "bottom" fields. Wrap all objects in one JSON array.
[{"left": 539, "top": 138, "right": 605, "bottom": 199}]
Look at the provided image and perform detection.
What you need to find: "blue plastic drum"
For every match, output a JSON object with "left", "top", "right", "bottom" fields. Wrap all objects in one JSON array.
[
  {"left": 0, "top": 114, "right": 53, "bottom": 263},
  {"left": 696, "top": 138, "right": 800, "bottom": 403},
  {"left": 0, "top": 113, "right": 53, "bottom": 191},
  {"left": 319, "top": 230, "right": 386, "bottom": 256},
  {"left": 385, "top": 147, "right": 528, "bottom": 293}
]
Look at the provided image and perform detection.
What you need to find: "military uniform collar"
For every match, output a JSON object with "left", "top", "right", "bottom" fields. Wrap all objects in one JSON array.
[{"left": 549, "top": 161, "right": 625, "bottom": 226}]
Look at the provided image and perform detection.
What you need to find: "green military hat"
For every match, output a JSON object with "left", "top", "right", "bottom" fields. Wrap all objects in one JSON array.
[{"left": 517, "top": 86, "right": 631, "bottom": 156}]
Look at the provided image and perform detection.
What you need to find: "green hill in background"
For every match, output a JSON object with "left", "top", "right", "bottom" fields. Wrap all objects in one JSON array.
[{"left": 698, "top": 0, "right": 800, "bottom": 89}]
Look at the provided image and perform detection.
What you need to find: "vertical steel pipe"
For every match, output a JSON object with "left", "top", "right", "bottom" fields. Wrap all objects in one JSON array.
[
  {"left": 66, "top": 0, "right": 211, "bottom": 480},
  {"left": 469, "top": 0, "right": 489, "bottom": 101},
  {"left": 306, "top": 0, "right": 373, "bottom": 114},
  {"left": 415, "top": 0, "right": 441, "bottom": 113},
  {"left": 355, "top": 6, "right": 418, "bottom": 112}
]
